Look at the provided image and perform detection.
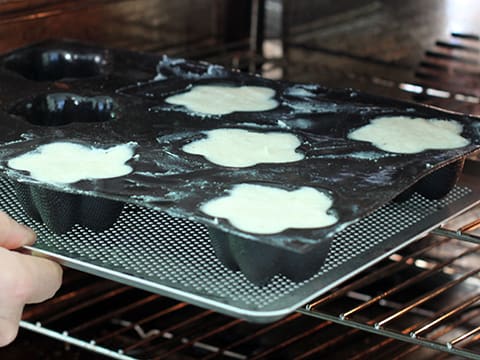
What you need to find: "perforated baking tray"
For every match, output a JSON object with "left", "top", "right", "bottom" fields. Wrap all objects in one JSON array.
[{"left": 2, "top": 164, "right": 479, "bottom": 323}]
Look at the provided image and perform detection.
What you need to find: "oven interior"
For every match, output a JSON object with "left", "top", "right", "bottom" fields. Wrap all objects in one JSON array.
[{"left": 2, "top": 0, "right": 480, "bottom": 359}]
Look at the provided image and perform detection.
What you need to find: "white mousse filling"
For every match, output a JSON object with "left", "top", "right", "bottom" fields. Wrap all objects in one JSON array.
[
  {"left": 8, "top": 142, "right": 136, "bottom": 184},
  {"left": 201, "top": 184, "right": 338, "bottom": 234},
  {"left": 165, "top": 85, "right": 278, "bottom": 115},
  {"left": 183, "top": 128, "right": 304, "bottom": 167},
  {"left": 348, "top": 116, "right": 470, "bottom": 154}
]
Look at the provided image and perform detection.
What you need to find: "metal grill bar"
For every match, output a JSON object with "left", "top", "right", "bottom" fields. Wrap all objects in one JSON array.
[
  {"left": 452, "top": 32, "right": 480, "bottom": 40},
  {"left": 122, "top": 310, "right": 214, "bottom": 352},
  {"left": 297, "top": 309, "right": 480, "bottom": 359},
  {"left": 459, "top": 218, "right": 480, "bottom": 233},
  {"left": 19, "top": 320, "right": 138, "bottom": 360},
  {"left": 357, "top": 307, "right": 480, "bottom": 360},
  {"left": 248, "top": 320, "right": 332, "bottom": 360},
  {"left": 435, "top": 40, "right": 480, "bottom": 53},
  {"left": 299, "top": 289, "right": 433, "bottom": 360},
  {"left": 22, "top": 279, "right": 119, "bottom": 319},
  {"left": 448, "top": 326, "right": 480, "bottom": 347},
  {"left": 152, "top": 319, "right": 243, "bottom": 360},
  {"left": 432, "top": 228, "right": 480, "bottom": 244},
  {"left": 375, "top": 267, "right": 480, "bottom": 328},
  {"left": 352, "top": 341, "right": 405, "bottom": 360},
  {"left": 95, "top": 302, "right": 189, "bottom": 344},
  {"left": 412, "top": 293, "right": 480, "bottom": 337},
  {"left": 68, "top": 293, "right": 160, "bottom": 334},
  {"left": 292, "top": 322, "right": 348, "bottom": 360},
  {"left": 419, "top": 307, "right": 480, "bottom": 349},
  {"left": 306, "top": 237, "right": 452, "bottom": 310},
  {"left": 458, "top": 333, "right": 480, "bottom": 352},
  {"left": 41, "top": 286, "right": 133, "bottom": 325},
  {"left": 200, "top": 313, "right": 303, "bottom": 360},
  {"left": 339, "top": 245, "right": 480, "bottom": 319}
]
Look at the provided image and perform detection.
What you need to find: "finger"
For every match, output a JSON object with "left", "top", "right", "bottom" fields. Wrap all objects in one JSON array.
[
  {"left": 0, "top": 248, "right": 25, "bottom": 347},
  {"left": 0, "top": 211, "right": 36, "bottom": 249},
  {"left": 0, "top": 297, "right": 23, "bottom": 347},
  {"left": 11, "top": 252, "right": 63, "bottom": 304},
  {"left": 0, "top": 249, "right": 62, "bottom": 347}
]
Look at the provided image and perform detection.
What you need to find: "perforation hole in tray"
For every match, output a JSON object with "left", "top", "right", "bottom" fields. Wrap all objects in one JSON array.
[
  {"left": 9, "top": 93, "right": 116, "bottom": 126},
  {"left": 3, "top": 48, "right": 107, "bottom": 81}
]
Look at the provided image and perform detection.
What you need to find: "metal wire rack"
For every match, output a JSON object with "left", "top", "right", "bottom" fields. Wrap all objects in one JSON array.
[{"left": 300, "top": 224, "right": 480, "bottom": 359}]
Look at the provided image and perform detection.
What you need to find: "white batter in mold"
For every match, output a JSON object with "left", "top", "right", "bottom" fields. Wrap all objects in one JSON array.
[
  {"left": 201, "top": 184, "right": 338, "bottom": 234},
  {"left": 182, "top": 128, "right": 304, "bottom": 167},
  {"left": 165, "top": 85, "right": 278, "bottom": 115},
  {"left": 348, "top": 116, "right": 470, "bottom": 154},
  {"left": 8, "top": 142, "right": 136, "bottom": 184}
]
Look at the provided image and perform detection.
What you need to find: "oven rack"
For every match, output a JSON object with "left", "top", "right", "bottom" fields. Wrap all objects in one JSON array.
[
  {"left": 17, "top": 211, "right": 480, "bottom": 359},
  {"left": 300, "top": 227, "right": 480, "bottom": 360}
]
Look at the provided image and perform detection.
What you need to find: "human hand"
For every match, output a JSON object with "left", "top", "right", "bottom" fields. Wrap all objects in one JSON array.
[{"left": 0, "top": 211, "right": 63, "bottom": 346}]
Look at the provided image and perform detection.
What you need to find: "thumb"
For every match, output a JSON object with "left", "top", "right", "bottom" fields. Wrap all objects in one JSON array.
[
  {"left": 0, "top": 211, "right": 36, "bottom": 249},
  {"left": 0, "top": 301, "right": 23, "bottom": 347}
]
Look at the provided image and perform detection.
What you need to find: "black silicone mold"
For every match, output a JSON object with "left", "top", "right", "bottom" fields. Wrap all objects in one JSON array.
[
  {"left": 209, "top": 228, "right": 330, "bottom": 285},
  {"left": 0, "top": 40, "right": 479, "bottom": 284},
  {"left": 13, "top": 182, "right": 124, "bottom": 233}
]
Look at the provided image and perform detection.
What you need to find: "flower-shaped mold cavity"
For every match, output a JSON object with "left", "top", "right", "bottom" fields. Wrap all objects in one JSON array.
[
  {"left": 8, "top": 142, "right": 136, "bottom": 233},
  {"left": 182, "top": 128, "right": 304, "bottom": 168},
  {"left": 201, "top": 184, "right": 337, "bottom": 234},
  {"left": 347, "top": 116, "right": 470, "bottom": 154},
  {"left": 208, "top": 227, "right": 332, "bottom": 285},
  {"left": 394, "top": 158, "right": 466, "bottom": 202},
  {"left": 415, "top": 159, "right": 465, "bottom": 199},
  {"left": 3, "top": 47, "right": 106, "bottom": 81},
  {"left": 13, "top": 182, "right": 124, "bottom": 233},
  {"left": 347, "top": 116, "right": 470, "bottom": 202},
  {"left": 203, "top": 183, "right": 337, "bottom": 284},
  {"left": 165, "top": 84, "right": 279, "bottom": 116},
  {"left": 10, "top": 93, "right": 116, "bottom": 126}
]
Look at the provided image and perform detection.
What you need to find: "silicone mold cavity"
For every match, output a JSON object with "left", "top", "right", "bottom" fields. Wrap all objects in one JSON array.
[
  {"left": 3, "top": 48, "right": 106, "bottom": 81},
  {"left": 13, "top": 181, "right": 124, "bottom": 234},
  {"left": 208, "top": 227, "right": 330, "bottom": 285},
  {"left": 10, "top": 93, "right": 116, "bottom": 126}
]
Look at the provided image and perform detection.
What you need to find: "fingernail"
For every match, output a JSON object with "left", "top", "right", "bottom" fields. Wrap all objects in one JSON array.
[
  {"left": 12, "top": 222, "right": 37, "bottom": 246},
  {"left": 20, "top": 224, "right": 36, "bottom": 245}
]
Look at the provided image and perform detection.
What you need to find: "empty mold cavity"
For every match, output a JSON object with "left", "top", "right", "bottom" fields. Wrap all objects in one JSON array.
[
  {"left": 10, "top": 93, "right": 116, "bottom": 126},
  {"left": 3, "top": 48, "right": 106, "bottom": 81}
]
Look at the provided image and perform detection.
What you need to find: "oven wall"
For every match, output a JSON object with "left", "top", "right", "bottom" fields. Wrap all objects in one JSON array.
[
  {"left": 0, "top": 0, "right": 252, "bottom": 57},
  {"left": 279, "top": 0, "right": 480, "bottom": 113}
]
